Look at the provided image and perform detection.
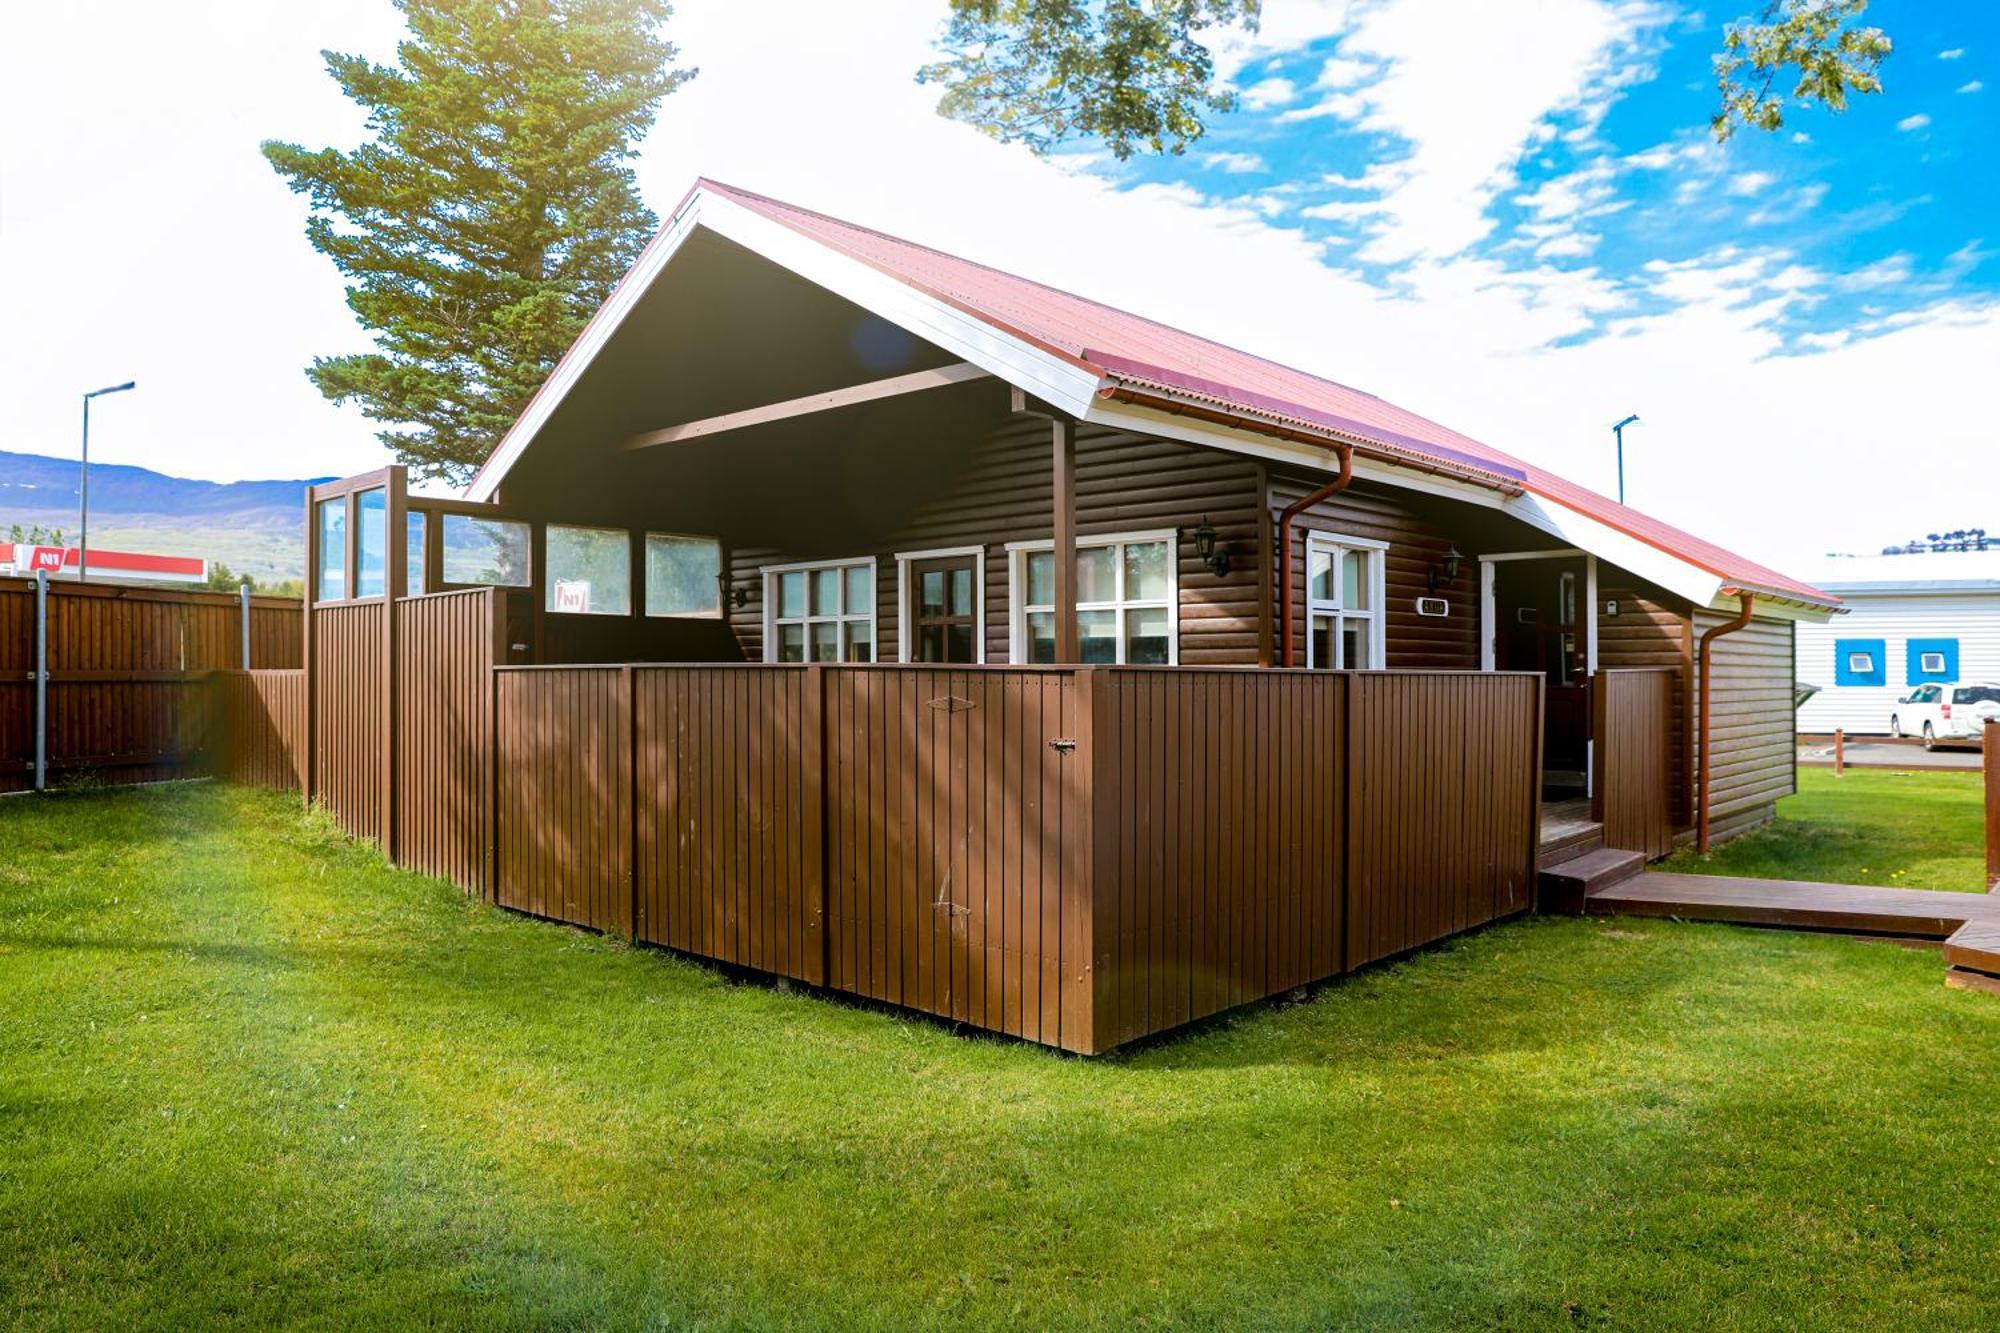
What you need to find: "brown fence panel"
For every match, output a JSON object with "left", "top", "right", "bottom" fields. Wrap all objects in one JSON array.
[
  {"left": 0, "top": 576, "right": 300, "bottom": 792},
  {"left": 633, "top": 665, "right": 823, "bottom": 984},
  {"left": 396, "top": 590, "right": 498, "bottom": 893},
  {"left": 1594, "top": 667, "right": 1675, "bottom": 860},
  {"left": 494, "top": 667, "right": 630, "bottom": 931},
  {"left": 1345, "top": 672, "right": 1539, "bottom": 969},
  {"left": 214, "top": 669, "right": 306, "bottom": 791},
  {"left": 825, "top": 666, "right": 1092, "bottom": 1051},
  {"left": 1088, "top": 669, "right": 1347, "bottom": 1050},
  {"left": 312, "top": 601, "right": 386, "bottom": 842}
]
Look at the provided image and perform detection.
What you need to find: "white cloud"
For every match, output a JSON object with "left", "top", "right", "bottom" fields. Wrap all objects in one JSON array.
[
  {"left": 1939, "top": 48, "right": 1965, "bottom": 60},
  {"left": 1745, "top": 180, "right": 1828, "bottom": 226},
  {"left": 1897, "top": 113, "right": 1932, "bottom": 131},
  {"left": 1313, "top": 55, "right": 1376, "bottom": 89},
  {"left": 1513, "top": 160, "right": 1618, "bottom": 221},
  {"left": 1961, "top": 81, "right": 1985, "bottom": 94},
  {"left": 1202, "top": 150, "right": 1268, "bottom": 174},
  {"left": 1791, "top": 131, "right": 1813, "bottom": 144},
  {"left": 1239, "top": 76, "right": 1297, "bottom": 111},
  {"left": 1835, "top": 254, "right": 1915, "bottom": 291},
  {"left": 1727, "top": 170, "right": 1776, "bottom": 197}
]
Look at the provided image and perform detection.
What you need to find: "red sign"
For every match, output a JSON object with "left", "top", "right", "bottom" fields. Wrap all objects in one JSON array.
[
  {"left": 26, "top": 546, "right": 66, "bottom": 573},
  {"left": 552, "top": 579, "right": 591, "bottom": 613}
]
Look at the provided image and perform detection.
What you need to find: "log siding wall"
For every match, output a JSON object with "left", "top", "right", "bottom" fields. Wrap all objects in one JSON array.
[{"left": 1694, "top": 611, "right": 1798, "bottom": 841}]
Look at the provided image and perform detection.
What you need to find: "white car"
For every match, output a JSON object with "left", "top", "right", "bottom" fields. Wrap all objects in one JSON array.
[{"left": 1888, "top": 682, "right": 2000, "bottom": 749}]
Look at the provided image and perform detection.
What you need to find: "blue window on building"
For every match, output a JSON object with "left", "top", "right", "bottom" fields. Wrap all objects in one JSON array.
[
  {"left": 1906, "top": 638, "right": 1959, "bottom": 685},
  {"left": 1834, "top": 638, "right": 1886, "bottom": 686}
]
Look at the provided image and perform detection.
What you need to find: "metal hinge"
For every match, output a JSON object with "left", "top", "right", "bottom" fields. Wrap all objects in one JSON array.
[
  {"left": 1048, "top": 738, "right": 1077, "bottom": 754},
  {"left": 927, "top": 695, "right": 977, "bottom": 713}
]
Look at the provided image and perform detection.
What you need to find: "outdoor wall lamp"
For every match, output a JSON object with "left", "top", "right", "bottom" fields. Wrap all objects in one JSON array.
[
  {"left": 1428, "top": 545, "right": 1463, "bottom": 593},
  {"left": 718, "top": 574, "right": 750, "bottom": 609},
  {"left": 1191, "top": 517, "right": 1231, "bottom": 578}
]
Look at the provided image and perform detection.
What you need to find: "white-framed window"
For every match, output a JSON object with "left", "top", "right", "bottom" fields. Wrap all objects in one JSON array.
[
  {"left": 1006, "top": 530, "right": 1177, "bottom": 665},
  {"left": 1847, "top": 650, "right": 1875, "bottom": 675},
  {"left": 1920, "top": 651, "right": 1947, "bottom": 675},
  {"left": 1304, "top": 531, "right": 1387, "bottom": 670},
  {"left": 894, "top": 546, "right": 986, "bottom": 663},
  {"left": 764, "top": 558, "right": 875, "bottom": 662}
]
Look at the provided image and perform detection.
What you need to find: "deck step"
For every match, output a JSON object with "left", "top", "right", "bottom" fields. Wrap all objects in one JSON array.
[
  {"left": 1537, "top": 823, "right": 1604, "bottom": 868},
  {"left": 1944, "top": 920, "right": 2000, "bottom": 976},
  {"left": 1588, "top": 872, "right": 2000, "bottom": 939},
  {"left": 1537, "top": 847, "right": 1646, "bottom": 915}
]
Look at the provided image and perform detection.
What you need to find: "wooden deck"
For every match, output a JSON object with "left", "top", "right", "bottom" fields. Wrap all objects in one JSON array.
[{"left": 1589, "top": 872, "right": 2000, "bottom": 939}]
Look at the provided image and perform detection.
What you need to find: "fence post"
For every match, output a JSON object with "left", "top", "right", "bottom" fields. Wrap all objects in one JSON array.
[
  {"left": 1985, "top": 718, "right": 1997, "bottom": 891},
  {"left": 32, "top": 569, "right": 48, "bottom": 792},
  {"left": 1834, "top": 727, "right": 1845, "bottom": 777},
  {"left": 622, "top": 663, "right": 637, "bottom": 938},
  {"left": 239, "top": 583, "right": 252, "bottom": 669}
]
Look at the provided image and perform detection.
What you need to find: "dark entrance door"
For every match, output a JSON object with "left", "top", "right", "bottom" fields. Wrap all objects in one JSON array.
[
  {"left": 906, "top": 555, "right": 980, "bottom": 663},
  {"left": 1494, "top": 557, "right": 1590, "bottom": 797}
]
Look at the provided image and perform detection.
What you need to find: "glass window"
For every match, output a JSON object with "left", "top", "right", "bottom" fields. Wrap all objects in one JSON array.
[
  {"left": 1957, "top": 686, "right": 2000, "bottom": 705},
  {"left": 407, "top": 510, "right": 426, "bottom": 596},
  {"left": 1013, "top": 535, "right": 1175, "bottom": 665},
  {"left": 440, "top": 515, "right": 531, "bottom": 587},
  {"left": 546, "top": 525, "right": 630, "bottom": 615},
  {"left": 765, "top": 559, "right": 874, "bottom": 663},
  {"left": 1847, "top": 651, "right": 1874, "bottom": 674},
  {"left": 315, "top": 498, "right": 346, "bottom": 601},
  {"left": 355, "top": 488, "right": 386, "bottom": 599},
  {"left": 645, "top": 533, "right": 722, "bottom": 618},
  {"left": 1920, "top": 652, "right": 1947, "bottom": 675},
  {"left": 1303, "top": 533, "right": 1384, "bottom": 670}
]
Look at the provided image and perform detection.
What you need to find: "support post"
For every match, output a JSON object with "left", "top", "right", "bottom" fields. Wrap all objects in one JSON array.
[
  {"left": 1052, "top": 417, "right": 1078, "bottom": 662},
  {"left": 382, "top": 466, "right": 407, "bottom": 862},
  {"left": 1985, "top": 718, "right": 1998, "bottom": 891},
  {"left": 301, "top": 486, "right": 318, "bottom": 808},
  {"left": 240, "top": 583, "right": 252, "bottom": 669},
  {"left": 1834, "top": 727, "right": 1845, "bottom": 777},
  {"left": 32, "top": 569, "right": 47, "bottom": 792}
]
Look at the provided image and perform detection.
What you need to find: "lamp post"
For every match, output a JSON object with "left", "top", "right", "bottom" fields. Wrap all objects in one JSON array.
[
  {"left": 1611, "top": 413, "right": 1639, "bottom": 505},
  {"left": 80, "top": 381, "right": 137, "bottom": 582}
]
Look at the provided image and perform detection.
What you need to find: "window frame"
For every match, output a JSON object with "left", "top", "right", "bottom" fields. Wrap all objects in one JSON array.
[
  {"left": 435, "top": 512, "right": 534, "bottom": 591},
  {"left": 543, "top": 522, "right": 632, "bottom": 617},
  {"left": 762, "top": 556, "right": 879, "bottom": 663},
  {"left": 1004, "top": 528, "right": 1179, "bottom": 666},
  {"left": 1302, "top": 530, "right": 1389, "bottom": 671},
  {"left": 894, "top": 545, "right": 986, "bottom": 663},
  {"left": 643, "top": 530, "right": 726, "bottom": 620}
]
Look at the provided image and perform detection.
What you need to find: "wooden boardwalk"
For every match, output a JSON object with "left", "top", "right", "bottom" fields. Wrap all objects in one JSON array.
[{"left": 1589, "top": 872, "right": 2000, "bottom": 938}]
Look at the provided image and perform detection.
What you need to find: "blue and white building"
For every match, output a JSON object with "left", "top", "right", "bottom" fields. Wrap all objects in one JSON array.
[{"left": 1796, "top": 549, "right": 2000, "bottom": 735}]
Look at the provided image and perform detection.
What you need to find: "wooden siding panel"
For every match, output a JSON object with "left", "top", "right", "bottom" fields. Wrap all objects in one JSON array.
[
  {"left": 494, "top": 667, "right": 630, "bottom": 931},
  {"left": 214, "top": 669, "right": 306, "bottom": 791},
  {"left": 311, "top": 601, "right": 385, "bottom": 842},
  {"left": 395, "top": 590, "right": 498, "bottom": 893},
  {"left": 1694, "top": 612, "right": 1797, "bottom": 841},
  {"left": 1595, "top": 668, "right": 1675, "bottom": 859}
]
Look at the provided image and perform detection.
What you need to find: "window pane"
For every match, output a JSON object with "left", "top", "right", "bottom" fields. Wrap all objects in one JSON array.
[
  {"left": 1310, "top": 613, "right": 1336, "bottom": 670},
  {"left": 1342, "top": 618, "right": 1371, "bottom": 671},
  {"left": 1077, "top": 546, "right": 1116, "bottom": 603},
  {"left": 947, "top": 623, "right": 975, "bottom": 662},
  {"left": 440, "top": 515, "right": 531, "bottom": 587},
  {"left": 545, "top": 525, "right": 630, "bottom": 616},
  {"left": 645, "top": 534, "right": 722, "bottom": 618},
  {"left": 845, "top": 564, "right": 872, "bottom": 614},
  {"left": 406, "top": 511, "right": 425, "bottom": 596},
  {"left": 1126, "top": 606, "right": 1170, "bottom": 664},
  {"left": 777, "top": 623, "right": 805, "bottom": 662},
  {"left": 315, "top": 499, "right": 346, "bottom": 602},
  {"left": 811, "top": 621, "right": 840, "bottom": 662},
  {"left": 812, "top": 568, "right": 841, "bottom": 616},
  {"left": 1079, "top": 608, "right": 1117, "bottom": 663},
  {"left": 918, "top": 624, "right": 946, "bottom": 663},
  {"left": 920, "top": 569, "right": 946, "bottom": 615},
  {"left": 1124, "top": 541, "right": 1170, "bottom": 602},
  {"left": 1026, "top": 551, "right": 1054, "bottom": 607},
  {"left": 949, "top": 567, "right": 974, "bottom": 615},
  {"left": 1026, "top": 611, "right": 1055, "bottom": 664},
  {"left": 844, "top": 622, "right": 874, "bottom": 663},
  {"left": 777, "top": 570, "right": 805, "bottom": 619},
  {"left": 1308, "top": 546, "right": 1334, "bottom": 603},
  {"left": 1342, "top": 549, "right": 1366, "bottom": 610},
  {"left": 355, "top": 488, "right": 386, "bottom": 599}
]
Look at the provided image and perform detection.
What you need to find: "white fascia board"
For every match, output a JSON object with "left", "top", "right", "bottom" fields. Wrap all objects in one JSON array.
[
  {"left": 1500, "top": 490, "right": 1723, "bottom": 609},
  {"left": 1703, "top": 592, "right": 1835, "bottom": 625}
]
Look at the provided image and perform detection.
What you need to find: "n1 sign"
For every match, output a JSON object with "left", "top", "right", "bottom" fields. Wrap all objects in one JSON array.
[
  {"left": 27, "top": 546, "right": 66, "bottom": 573},
  {"left": 552, "top": 580, "right": 591, "bottom": 614}
]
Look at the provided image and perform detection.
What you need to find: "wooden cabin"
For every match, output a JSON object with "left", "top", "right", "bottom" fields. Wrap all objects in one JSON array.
[{"left": 272, "top": 180, "right": 1841, "bottom": 1051}]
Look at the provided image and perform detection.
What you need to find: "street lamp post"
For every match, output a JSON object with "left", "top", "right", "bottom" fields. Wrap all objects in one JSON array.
[
  {"left": 1611, "top": 413, "right": 1639, "bottom": 506},
  {"left": 80, "top": 381, "right": 137, "bottom": 582}
]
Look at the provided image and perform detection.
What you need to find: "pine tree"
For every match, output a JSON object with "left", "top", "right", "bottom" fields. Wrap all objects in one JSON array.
[{"left": 264, "top": 0, "right": 694, "bottom": 482}]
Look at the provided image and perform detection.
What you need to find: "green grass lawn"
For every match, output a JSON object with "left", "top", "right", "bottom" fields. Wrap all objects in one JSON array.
[
  {"left": 1662, "top": 766, "right": 1990, "bottom": 891},
  {"left": 5, "top": 784, "right": 2000, "bottom": 1329}
]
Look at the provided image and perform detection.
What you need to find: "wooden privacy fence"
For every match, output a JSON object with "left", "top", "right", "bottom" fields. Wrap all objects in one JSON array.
[
  {"left": 1, "top": 575, "right": 300, "bottom": 793},
  {"left": 1593, "top": 668, "right": 1676, "bottom": 860}
]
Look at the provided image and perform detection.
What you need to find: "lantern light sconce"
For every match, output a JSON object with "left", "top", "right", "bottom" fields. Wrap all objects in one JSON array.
[
  {"left": 1428, "top": 544, "right": 1463, "bottom": 594},
  {"left": 718, "top": 573, "right": 750, "bottom": 609},
  {"left": 1191, "top": 517, "right": 1231, "bottom": 578}
]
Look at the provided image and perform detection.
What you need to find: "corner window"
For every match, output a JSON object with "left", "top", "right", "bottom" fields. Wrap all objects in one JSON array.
[
  {"left": 440, "top": 515, "right": 531, "bottom": 588},
  {"left": 766, "top": 559, "right": 874, "bottom": 662},
  {"left": 1305, "top": 533, "right": 1386, "bottom": 670},
  {"left": 315, "top": 498, "right": 347, "bottom": 601},
  {"left": 546, "top": 525, "right": 631, "bottom": 615},
  {"left": 406, "top": 510, "right": 427, "bottom": 596},
  {"left": 1010, "top": 533, "right": 1175, "bottom": 664},
  {"left": 645, "top": 533, "right": 723, "bottom": 618}
]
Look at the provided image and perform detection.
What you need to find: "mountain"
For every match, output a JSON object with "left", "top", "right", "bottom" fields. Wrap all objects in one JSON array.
[{"left": 0, "top": 449, "right": 336, "bottom": 584}]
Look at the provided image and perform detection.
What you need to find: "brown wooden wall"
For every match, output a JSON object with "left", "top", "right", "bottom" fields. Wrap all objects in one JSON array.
[
  {"left": 311, "top": 601, "right": 385, "bottom": 843},
  {"left": 494, "top": 667, "right": 632, "bottom": 931},
  {"left": 0, "top": 576, "right": 301, "bottom": 792},
  {"left": 1597, "top": 583, "right": 1693, "bottom": 826},
  {"left": 636, "top": 665, "right": 824, "bottom": 983},
  {"left": 1342, "top": 672, "right": 1540, "bottom": 966},
  {"left": 825, "top": 667, "right": 1088, "bottom": 1046},
  {"left": 1268, "top": 476, "right": 1481, "bottom": 671},
  {"left": 725, "top": 420, "right": 1264, "bottom": 666},
  {"left": 1695, "top": 611, "right": 1798, "bottom": 841},
  {"left": 396, "top": 590, "right": 500, "bottom": 892},
  {"left": 213, "top": 669, "right": 306, "bottom": 792},
  {"left": 1594, "top": 668, "right": 1675, "bottom": 860}
]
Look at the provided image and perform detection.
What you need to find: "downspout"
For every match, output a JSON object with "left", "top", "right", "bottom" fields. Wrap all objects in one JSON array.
[
  {"left": 1277, "top": 443, "right": 1354, "bottom": 668},
  {"left": 1697, "top": 592, "right": 1755, "bottom": 853}
]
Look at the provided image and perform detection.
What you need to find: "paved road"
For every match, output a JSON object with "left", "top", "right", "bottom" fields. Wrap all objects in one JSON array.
[{"left": 1797, "top": 740, "right": 1985, "bottom": 771}]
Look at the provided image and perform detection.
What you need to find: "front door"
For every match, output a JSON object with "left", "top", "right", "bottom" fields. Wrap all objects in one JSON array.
[
  {"left": 906, "top": 555, "right": 980, "bottom": 663},
  {"left": 1494, "top": 558, "right": 1590, "bottom": 796}
]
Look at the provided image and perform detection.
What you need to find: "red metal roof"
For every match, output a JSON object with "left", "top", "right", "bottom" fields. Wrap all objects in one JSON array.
[{"left": 698, "top": 179, "right": 1834, "bottom": 608}]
